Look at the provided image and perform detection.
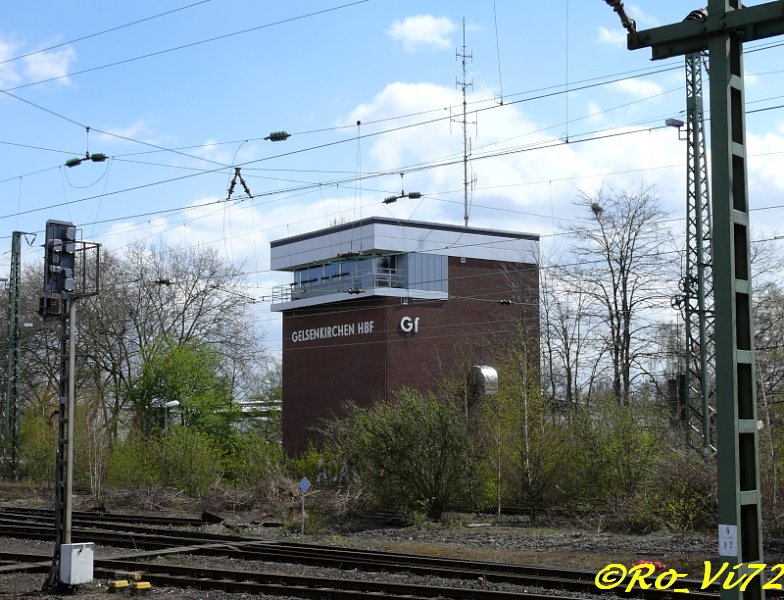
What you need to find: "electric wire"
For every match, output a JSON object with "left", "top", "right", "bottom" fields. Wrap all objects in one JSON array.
[
  {"left": 9, "top": 125, "right": 784, "bottom": 267},
  {"left": 3, "top": 70, "right": 779, "bottom": 226},
  {"left": 0, "top": 40, "right": 774, "bottom": 201},
  {"left": 0, "top": 0, "right": 373, "bottom": 94},
  {"left": 0, "top": 1, "right": 215, "bottom": 68},
  {"left": 0, "top": 37, "right": 781, "bottom": 276},
  {"left": 0, "top": 5, "right": 779, "bottom": 179}
]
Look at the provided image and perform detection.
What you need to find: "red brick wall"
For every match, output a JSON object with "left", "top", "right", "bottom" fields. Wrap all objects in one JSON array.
[
  {"left": 281, "top": 258, "right": 538, "bottom": 454},
  {"left": 386, "top": 257, "right": 539, "bottom": 393},
  {"left": 281, "top": 301, "right": 388, "bottom": 455}
]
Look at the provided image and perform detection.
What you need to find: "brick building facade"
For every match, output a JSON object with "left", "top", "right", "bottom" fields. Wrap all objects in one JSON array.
[{"left": 270, "top": 217, "right": 539, "bottom": 454}]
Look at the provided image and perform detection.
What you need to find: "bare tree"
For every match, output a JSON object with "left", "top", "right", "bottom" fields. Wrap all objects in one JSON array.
[
  {"left": 569, "top": 186, "right": 673, "bottom": 404},
  {"left": 18, "top": 241, "right": 269, "bottom": 439},
  {"left": 539, "top": 261, "right": 605, "bottom": 406}
]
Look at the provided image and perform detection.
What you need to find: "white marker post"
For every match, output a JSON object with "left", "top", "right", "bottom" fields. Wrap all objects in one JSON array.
[{"left": 298, "top": 477, "right": 311, "bottom": 536}]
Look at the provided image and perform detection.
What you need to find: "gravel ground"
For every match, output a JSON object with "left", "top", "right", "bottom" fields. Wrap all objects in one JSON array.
[{"left": 3, "top": 521, "right": 782, "bottom": 600}]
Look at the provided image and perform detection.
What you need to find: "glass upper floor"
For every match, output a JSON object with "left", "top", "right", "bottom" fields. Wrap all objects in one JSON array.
[{"left": 271, "top": 252, "right": 448, "bottom": 308}]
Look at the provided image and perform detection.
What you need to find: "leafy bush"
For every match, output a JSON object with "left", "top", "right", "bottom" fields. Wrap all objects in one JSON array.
[
  {"left": 17, "top": 408, "right": 57, "bottom": 485},
  {"left": 225, "top": 431, "right": 284, "bottom": 490},
  {"left": 649, "top": 448, "right": 717, "bottom": 531},
  {"left": 159, "top": 428, "right": 223, "bottom": 495},
  {"left": 287, "top": 445, "right": 322, "bottom": 482},
  {"left": 559, "top": 399, "right": 668, "bottom": 512},
  {"left": 287, "top": 440, "right": 359, "bottom": 490},
  {"left": 106, "top": 434, "right": 162, "bottom": 488},
  {"left": 328, "top": 389, "right": 474, "bottom": 520}
]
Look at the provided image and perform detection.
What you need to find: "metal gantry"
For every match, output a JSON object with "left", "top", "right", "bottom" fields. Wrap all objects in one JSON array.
[
  {"left": 683, "top": 52, "right": 715, "bottom": 455},
  {"left": 620, "top": 2, "right": 784, "bottom": 599}
]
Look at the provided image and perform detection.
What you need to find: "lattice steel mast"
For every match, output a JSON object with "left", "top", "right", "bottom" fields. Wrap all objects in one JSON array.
[
  {"left": 684, "top": 51, "right": 715, "bottom": 455},
  {"left": 1, "top": 232, "right": 22, "bottom": 476}
]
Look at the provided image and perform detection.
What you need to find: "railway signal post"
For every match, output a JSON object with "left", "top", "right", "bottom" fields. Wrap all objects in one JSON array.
[
  {"left": 606, "top": 1, "right": 784, "bottom": 598},
  {"left": 39, "top": 220, "right": 100, "bottom": 589}
]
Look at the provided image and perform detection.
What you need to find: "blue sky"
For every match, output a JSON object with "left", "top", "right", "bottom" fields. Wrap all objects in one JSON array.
[{"left": 2, "top": 1, "right": 784, "bottom": 352}]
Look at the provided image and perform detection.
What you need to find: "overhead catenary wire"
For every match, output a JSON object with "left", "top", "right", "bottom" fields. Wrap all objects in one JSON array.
[
  {"left": 0, "top": 14, "right": 775, "bottom": 276},
  {"left": 0, "top": 33, "right": 778, "bottom": 208},
  {"left": 0, "top": 15, "right": 780, "bottom": 376},
  {"left": 3, "top": 62, "right": 782, "bottom": 226},
  {"left": 8, "top": 129, "right": 784, "bottom": 269},
  {"left": 0, "top": 2, "right": 780, "bottom": 187},
  {"left": 8, "top": 116, "right": 784, "bottom": 280},
  {"left": 0, "top": 0, "right": 373, "bottom": 95},
  {"left": 0, "top": 1, "right": 215, "bottom": 68},
  {"left": 5, "top": 69, "right": 732, "bottom": 222}
]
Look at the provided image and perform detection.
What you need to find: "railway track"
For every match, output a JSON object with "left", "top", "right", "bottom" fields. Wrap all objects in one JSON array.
[
  {"left": 0, "top": 505, "right": 221, "bottom": 527},
  {"left": 0, "top": 549, "right": 596, "bottom": 600},
  {"left": 0, "top": 507, "right": 736, "bottom": 600},
  {"left": 0, "top": 548, "right": 721, "bottom": 600}
]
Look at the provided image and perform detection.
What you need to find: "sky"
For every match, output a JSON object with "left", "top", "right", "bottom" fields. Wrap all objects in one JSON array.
[{"left": 1, "top": 1, "right": 784, "bottom": 354}]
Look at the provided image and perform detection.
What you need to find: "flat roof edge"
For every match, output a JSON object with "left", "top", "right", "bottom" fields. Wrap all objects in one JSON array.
[{"left": 270, "top": 216, "right": 539, "bottom": 248}]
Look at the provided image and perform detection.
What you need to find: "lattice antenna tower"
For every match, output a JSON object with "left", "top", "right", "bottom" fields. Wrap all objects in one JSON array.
[{"left": 455, "top": 18, "right": 476, "bottom": 227}]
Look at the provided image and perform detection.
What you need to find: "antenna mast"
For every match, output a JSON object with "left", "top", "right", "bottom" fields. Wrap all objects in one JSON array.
[{"left": 456, "top": 18, "right": 473, "bottom": 227}]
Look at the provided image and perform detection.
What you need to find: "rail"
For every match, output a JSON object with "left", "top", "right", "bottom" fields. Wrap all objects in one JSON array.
[{"left": 273, "top": 267, "right": 406, "bottom": 303}]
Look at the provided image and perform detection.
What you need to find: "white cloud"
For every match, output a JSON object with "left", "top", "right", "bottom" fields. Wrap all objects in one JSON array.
[
  {"left": 627, "top": 4, "right": 660, "bottom": 28},
  {"left": 584, "top": 101, "right": 606, "bottom": 126},
  {"left": 23, "top": 46, "right": 76, "bottom": 85},
  {"left": 93, "top": 94, "right": 784, "bottom": 359},
  {"left": 0, "top": 37, "right": 23, "bottom": 88},
  {"left": 748, "top": 130, "right": 784, "bottom": 204},
  {"left": 596, "top": 26, "right": 627, "bottom": 48},
  {"left": 0, "top": 35, "right": 76, "bottom": 89},
  {"left": 387, "top": 15, "right": 455, "bottom": 52},
  {"left": 609, "top": 78, "right": 664, "bottom": 100},
  {"left": 98, "top": 120, "right": 156, "bottom": 142},
  {"left": 96, "top": 120, "right": 177, "bottom": 149},
  {"left": 92, "top": 80, "right": 784, "bottom": 355}
]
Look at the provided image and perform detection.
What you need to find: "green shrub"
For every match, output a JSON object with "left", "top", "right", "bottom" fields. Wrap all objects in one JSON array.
[
  {"left": 225, "top": 431, "right": 284, "bottom": 489},
  {"left": 287, "top": 442, "right": 356, "bottom": 489},
  {"left": 18, "top": 409, "right": 57, "bottom": 485},
  {"left": 328, "top": 389, "right": 474, "bottom": 520},
  {"left": 650, "top": 448, "right": 716, "bottom": 531},
  {"left": 106, "top": 434, "right": 162, "bottom": 488},
  {"left": 160, "top": 428, "right": 223, "bottom": 495},
  {"left": 287, "top": 445, "right": 322, "bottom": 481}
]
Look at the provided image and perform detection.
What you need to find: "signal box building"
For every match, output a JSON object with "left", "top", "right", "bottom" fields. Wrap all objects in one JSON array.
[{"left": 270, "top": 217, "right": 539, "bottom": 454}]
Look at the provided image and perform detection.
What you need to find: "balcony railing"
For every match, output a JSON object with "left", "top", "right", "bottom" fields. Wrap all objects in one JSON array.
[{"left": 272, "top": 267, "right": 406, "bottom": 304}]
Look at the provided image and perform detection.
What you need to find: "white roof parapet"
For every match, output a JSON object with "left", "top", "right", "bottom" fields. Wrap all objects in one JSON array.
[{"left": 270, "top": 217, "right": 539, "bottom": 271}]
